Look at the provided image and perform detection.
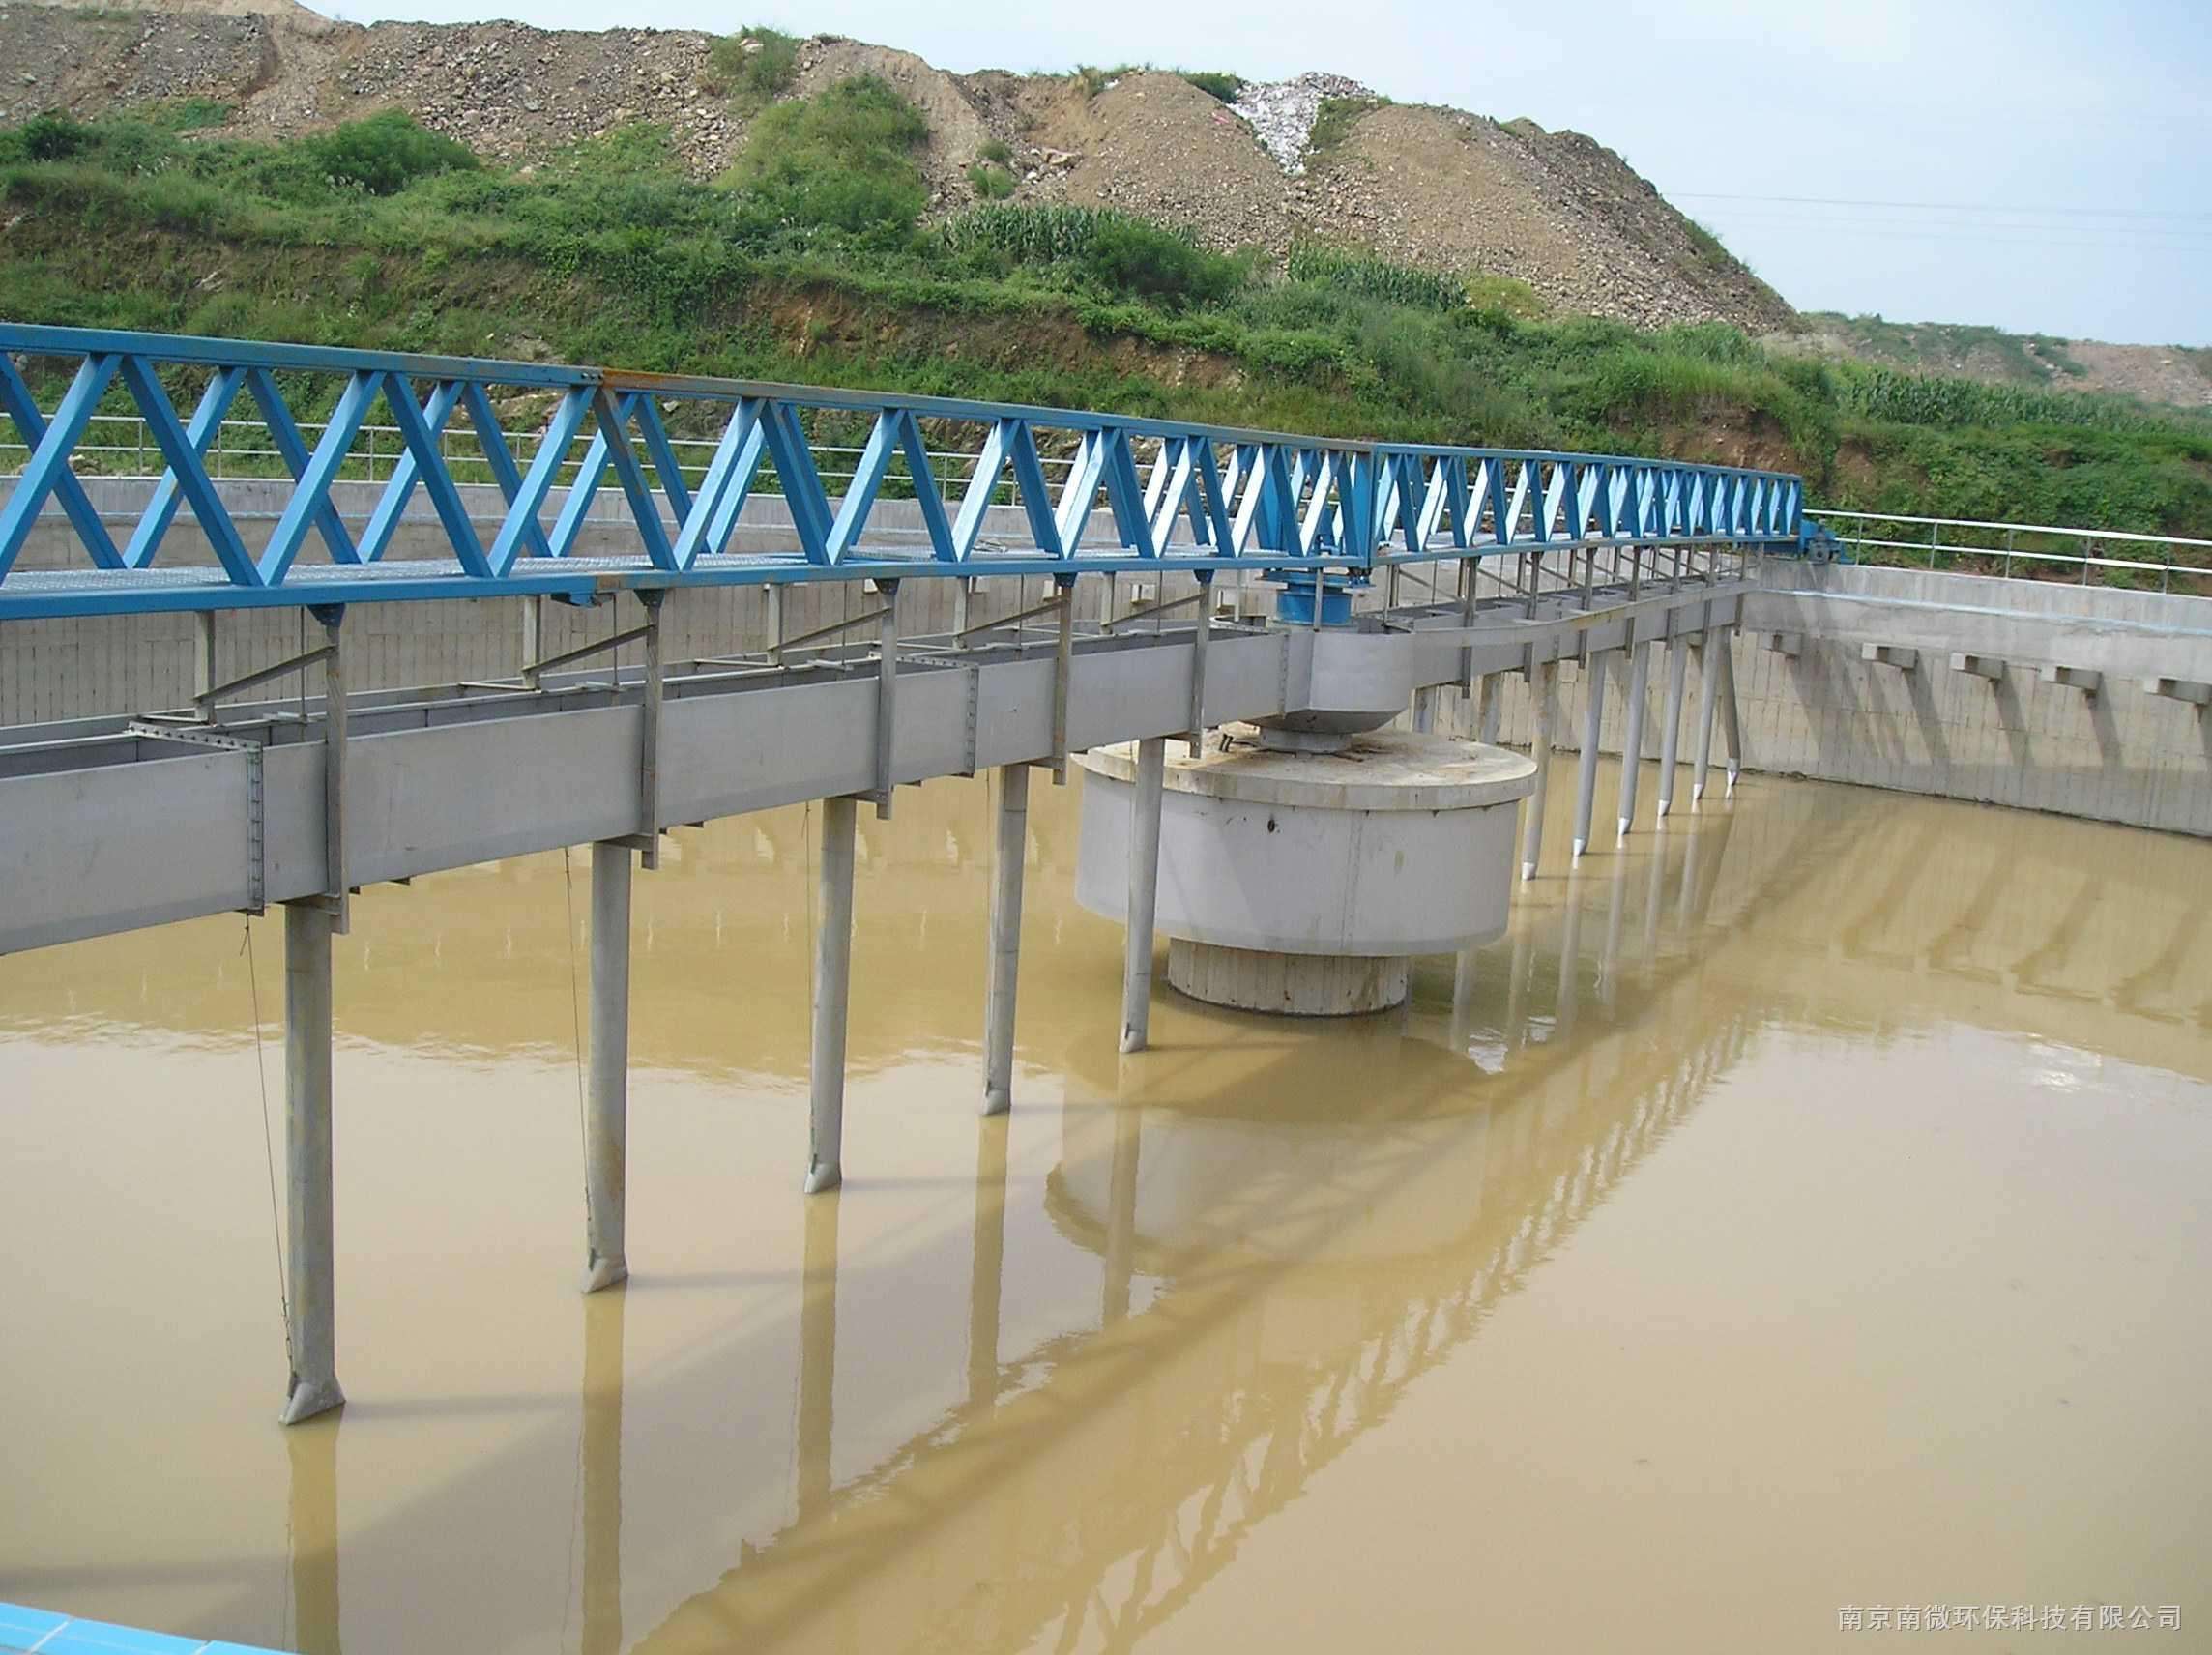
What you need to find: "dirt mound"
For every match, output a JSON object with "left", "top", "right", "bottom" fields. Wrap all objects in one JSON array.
[
  {"left": 1026, "top": 71, "right": 1291, "bottom": 251},
  {"left": 0, "top": 4, "right": 276, "bottom": 126},
  {"left": 294, "top": 22, "right": 729, "bottom": 170},
  {"left": 0, "top": 2, "right": 1790, "bottom": 332},
  {"left": 1295, "top": 102, "right": 1790, "bottom": 332},
  {"left": 35, "top": 0, "right": 327, "bottom": 21}
]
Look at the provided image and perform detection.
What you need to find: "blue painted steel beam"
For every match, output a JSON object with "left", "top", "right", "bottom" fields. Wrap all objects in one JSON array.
[{"left": 0, "top": 323, "right": 1803, "bottom": 619}]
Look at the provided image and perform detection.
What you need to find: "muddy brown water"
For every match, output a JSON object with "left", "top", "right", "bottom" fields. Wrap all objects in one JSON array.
[{"left": 2, "top": 761, "right": 2207, "bottom": 1653}]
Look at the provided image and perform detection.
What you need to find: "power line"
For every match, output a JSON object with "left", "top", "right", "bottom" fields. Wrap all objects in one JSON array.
[
  {"left": 1701, "top": 215, "right": 2212, "bottom": 248},
  {"left": 1674, "top": 190, "right": 2210, "bottom": 223}
]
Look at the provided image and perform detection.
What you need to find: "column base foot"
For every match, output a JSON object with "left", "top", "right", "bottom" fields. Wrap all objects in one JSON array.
[
  {"left": 583, "top": 1254, "right": 628, "bottom": 1293},
  {"left": 1520, "top": 859, "right": 1537, "bottom": 882},
  {"left": 1571, "top": 838, "right": 1586, "bottom": 859},
  {"left": 1118, "top": 1027, "right": 1148, "bottom": 1055},
  {"left": 279, "top": 1376, "right": 345, "bottom": 1427},
  {"left": 980, "top": 1086, "right": 1011, "bottom": 1118},
  {"left": 803, "top": 1160, "right": 842, "bottom": 1195},
  {"left": 1616, "top": 818, "right": 1630, "bottom": 840}
]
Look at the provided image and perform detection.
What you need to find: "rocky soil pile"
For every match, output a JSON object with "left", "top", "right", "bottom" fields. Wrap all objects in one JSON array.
[{"left": 0, "top": 0, "right": 1800, "bottom": 334}]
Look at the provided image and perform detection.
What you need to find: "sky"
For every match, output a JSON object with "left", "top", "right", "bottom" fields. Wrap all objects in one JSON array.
[{"left": 330, "top": 0, "right": 2212, "bottom": 346}]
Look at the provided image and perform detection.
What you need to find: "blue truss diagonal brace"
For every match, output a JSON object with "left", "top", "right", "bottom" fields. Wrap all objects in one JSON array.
[
  {"left": 487, "top": 387, "right": 591, "bottom": 575},
  {"left": 244, "top": 369, "right": 358, "bottom": 565},
  {"left": 0, "top": 353, "right": 124, "bottom": 577},
  {"left": 123, "top": 365, "right": 243, "bottom": 571},
  {"left": 357, "top": 378, "right": 463, "bottom": 565},
  {"left": 258, "top": 369, "right": 378, "bottom": 587},
  {"left": 458, "top": 381, "right": 553, "bottom": 565},
  {"left": 117, "top": 354, "right": 257, "bottom": 588}
]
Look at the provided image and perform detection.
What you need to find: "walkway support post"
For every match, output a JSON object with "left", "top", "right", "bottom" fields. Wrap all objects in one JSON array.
[
  {"left": 1617, "top": 639, "right": 1651, "bottom": 839},
  {"left": 279, "top": 898, "right": 343, "bottom": 1425},
  {"left": 583, "top": 840, "right": 632, "bottom": 1292},
  {"left": 1657, "top": 636, "right": 1689, "bottom": 820},
  {"left": 870, "top": 580, "right": 899, "bottom": 819},
  {"left": 1692, "top": 629, "right": 1722, "bottom": 806},
  {"left": 1520, "top": 658, "right": 1557, "bottom": 881},
  {"left": 1412, "top": 685, "right": 1437, "bottom": 734},
  {"left": 981, "top": 763, "right": 1028, "bottom": 1116},
  {"left": 805, "top": 796, "right": 858, "bottom": 1193},
  {"left": 1050, "top": 575, "right": 1075, "bottom": 784},
  {"left": 1572, "top": 651, "right": 1608, "bottom": 859},
  {"left": 1120, "top": 736, "right": 1167, "bottom": 1053},
  {"left": 1186, "top": 574, "right": 1211, "bottom": 755}
]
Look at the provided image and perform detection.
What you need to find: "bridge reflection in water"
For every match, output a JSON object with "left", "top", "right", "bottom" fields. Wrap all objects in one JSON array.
[{"left": 0, "top": 764, "right": 2206, "bottom": 1653}]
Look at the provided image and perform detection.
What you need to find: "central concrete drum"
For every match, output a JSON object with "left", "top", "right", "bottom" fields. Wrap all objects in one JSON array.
[{"left": 1076, "top": 726, "right": 1539, "bottom": 1016}]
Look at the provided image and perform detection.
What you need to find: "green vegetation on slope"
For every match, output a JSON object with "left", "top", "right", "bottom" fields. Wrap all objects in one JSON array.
[
  {"left": 3, "top": 92, "right": 2209, "bottom": 574},
  {"left": 699, "top": 25, "right": 800, "bottom": 113},
  {"left": 1808, "top": 313, "right": 2088, "bottom": 385}
]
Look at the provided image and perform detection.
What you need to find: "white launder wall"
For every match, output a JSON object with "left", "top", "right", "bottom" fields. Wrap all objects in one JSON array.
[{"left": 1450, "top": 562, "right": 2212, "bottom": 838}]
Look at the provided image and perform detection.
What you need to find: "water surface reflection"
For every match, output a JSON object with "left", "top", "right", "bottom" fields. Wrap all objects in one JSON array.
[{"left": 2, "top": 763, "right": 2207, "bottom": 1652}]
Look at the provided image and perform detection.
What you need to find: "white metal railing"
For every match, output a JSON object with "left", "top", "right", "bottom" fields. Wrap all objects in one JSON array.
[
  {"left": 1808, "top": 508, "right": 2212, "bottom": 590},
  {"left": 0, "top": 411, "right": 1090, "bottom": 497}
]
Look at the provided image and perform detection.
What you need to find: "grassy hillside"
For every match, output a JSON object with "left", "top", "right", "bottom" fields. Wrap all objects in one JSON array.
[{"left": 4, "top": 91, "right": 2210, "bottom": 579}]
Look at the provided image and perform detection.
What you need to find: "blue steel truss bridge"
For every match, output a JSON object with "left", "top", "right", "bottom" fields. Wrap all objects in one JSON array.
[{"left": 0, "top": 322, "right": 1801, "bottom": 1435}]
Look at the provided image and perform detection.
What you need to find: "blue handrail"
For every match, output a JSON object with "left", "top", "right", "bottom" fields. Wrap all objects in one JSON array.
[{"left": 0, "top": 324, "right": 1804, "bottom": 618}]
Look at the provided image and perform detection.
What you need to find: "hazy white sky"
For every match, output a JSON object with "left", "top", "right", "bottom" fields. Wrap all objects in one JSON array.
[{"left": 332, "top": 0, "right": 2211, "bottom": 345}]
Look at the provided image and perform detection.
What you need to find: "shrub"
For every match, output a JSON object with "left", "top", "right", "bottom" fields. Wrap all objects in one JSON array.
[
  {"left": 978, "top": 137, "right": 1011, "bottom": 164},
  {"left": 1307, "top": 96, "right": 1386, "bottom": 156},
  {"left": 22, "top": 112, "right": 96, "bottom": 162},
  {"left": 148, "top": 97, "right": 231, "bottom": 132},
  {"left": 306, "top": 110, "right": 477, "bottom": 196},
  {"left": 1081, "top": 219, "right": 1242, "bottom": 308},
  {"left": 705, "top": 26, "right": 800, "bottom": 110},
  {"left": 967, "top": 161, "right": 1014, "bottom": 200},
  {"left": 723, "top": 75, "right": 928, "bottom": 238},
  {"left": 1681, "top": 218, "right": 1735, "bottom": 276},
  {"left": 1182, "top": 72, "right": 1243, "bottom": 103}
]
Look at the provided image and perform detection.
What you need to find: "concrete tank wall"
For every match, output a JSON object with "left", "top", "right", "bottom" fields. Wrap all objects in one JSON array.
[{"left": 1451, "top": 561, "right": 2212, "bottom": 837}]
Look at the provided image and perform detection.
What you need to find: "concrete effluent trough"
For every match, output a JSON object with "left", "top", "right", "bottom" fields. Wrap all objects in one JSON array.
[{"left": 1076, "top": 726, "right": 1538, "bottom": 1015}]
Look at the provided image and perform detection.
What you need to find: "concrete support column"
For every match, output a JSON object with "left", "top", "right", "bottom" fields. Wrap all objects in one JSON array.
[
  {"left": 981, "top": 764, "right": 1029, "bottom": 1116},
  {"left": 967, "top": 1117, "right": 1008, "bottom": 1411},
  {"left": 1717, "top": 627, "right": 1744, "bottom": 792},
  {"left": 1617, "top": 640, "right": 1651, "bottom": 838},
  {"left": 1120, "top": 737, "right": 1167, "bottom": 1053},
  {"left": 1411, "top": 685, "right": 1437, "bottom": 734},
  {"left": 1479, "top": 673, "right": 1502, "bottom": 742},
  {"left": 1657, "top": 638, "right": 1689, "bottom": 820},
  {"left": 806, "top": 796, "right": 858, "bottom": 1194},
  {"left": 1470, "top": 673, "right": 1495, "bottom": 743},
  {"left": 580, "top": 1290, "right": 626, "bottom": 1655},
  {"left": 1103, "top": 1102, "right": 1142, "bottom": 1325},
  {"left": 1692, "top": 633, "right": 1722, "bottom": 806},
  {"left": 1572, "top": 651, "right": 1609, "bottom": 859},
  {"left": 1449, "top": 947, "right": 1480, "bottom": 1052},
  {"left": 583, "top": 841, "right": 632, "bottom": 1292},
  {"left": 1519, "top": 659, "right": 1558, "bottom": 881},
  {"left": 796, "top": 1191, "right": 840, "bottom": 1523},
  {"left": 280, "top": 900, "right": 344, "bottom": 1426}
]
